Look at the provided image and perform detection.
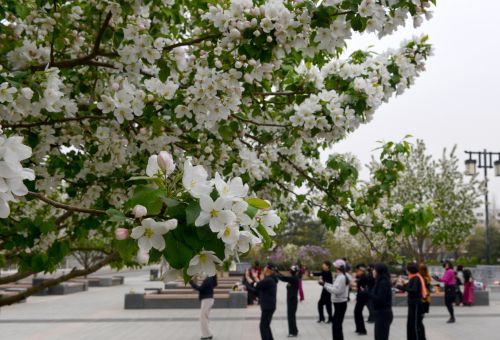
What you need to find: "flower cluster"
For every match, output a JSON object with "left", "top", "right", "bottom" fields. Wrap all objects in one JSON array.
[
  {"left": 125, "top": 151, "right": 280, "bottom": 276},
  {"left": 0, "top": 135, "right": 35, "bottom": 218}
]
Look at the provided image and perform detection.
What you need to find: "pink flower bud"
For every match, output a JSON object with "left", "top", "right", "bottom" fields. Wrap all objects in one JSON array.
[{"left": 115, "top": 228, "right": 129, "bottom": 240}]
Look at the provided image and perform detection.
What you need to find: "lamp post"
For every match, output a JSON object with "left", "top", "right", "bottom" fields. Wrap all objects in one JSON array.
[{"left": 465, "top": 150, "right": 500, "bottom": 264}]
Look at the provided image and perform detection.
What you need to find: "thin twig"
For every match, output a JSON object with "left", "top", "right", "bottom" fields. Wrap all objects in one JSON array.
[
  {"left": 230, "top": 114, "right": 289, "bottom": 128},
  {"left": 28, "top": 192, "right": 107, "bottom": 215},
  {"left": 254, "top": 91, "right": 308, "bottom": 97},
  {"left": 164, "top": 33, "right": 222, "bottom": 52},
  {"left": 2, "top": 115, "right": 110, "bottom": 129},
  {"left": 30, "top": 12, "right": 113, "bottom": 71}
]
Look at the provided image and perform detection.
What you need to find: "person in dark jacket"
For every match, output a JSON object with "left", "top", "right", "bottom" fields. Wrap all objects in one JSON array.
[
  {"left": 396, "top": 263, "right": 427, "bottom": 340},
  {"left": 354, "top": 264, "right": 370, "bottom": 335},
  {"left": 312, "top": 261, "right": 333, "bottom": 323},
  {"left": 253, "top": 263, "right": 278, "bottom": 340},
  {"left": 366, "top": 264, "right": 376, "bottom": 323},
  {"left": 278, "top": 265, "right": 300, "bottom": 337},
  {"left": 366, "top": 263, "right": 393, "bottom": 340},
  {"left": 190, "top": 275, "right": 218, "bottom": 340}
]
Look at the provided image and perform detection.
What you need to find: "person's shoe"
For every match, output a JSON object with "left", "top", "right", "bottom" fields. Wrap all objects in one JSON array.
[
  {"left": 358, "top": 332, "right": 367, "bottom": 336},
  {"left": 447, "top": 318, "right": 455, "bottom": 323},
  {"left": 287, "top": 334, "right": 298, "bottom": 337},
  {"left": 200, "top": 336, "right": 213, "bottom": 340},
  {"left": 317, "top": 319, "right": 324, "bottom": 323},
  {"left": 325, "top": 320, "right": 332, "bottom": 324}
]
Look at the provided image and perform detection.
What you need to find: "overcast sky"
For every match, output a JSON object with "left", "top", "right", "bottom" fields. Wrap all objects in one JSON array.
[{"left": 331, "top": 0, "right": 500, "bottom": 206}]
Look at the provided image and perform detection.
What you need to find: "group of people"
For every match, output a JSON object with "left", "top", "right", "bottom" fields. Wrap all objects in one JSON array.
[{"left": 189, "top": 259, "right": 474, "bottom": 340}]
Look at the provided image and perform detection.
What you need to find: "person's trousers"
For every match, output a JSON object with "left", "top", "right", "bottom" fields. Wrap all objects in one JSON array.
[
  {"left": 287, "top": 297, "right": 298, "bottom": 335},
  {"left": 260, "top": 309, "right": 275, "bottom": 340},
  {"left": 374, "top": 309, "right": 393, "bottom": 340},
  {"left": 445, "top": 293, "right": 455, "bottom": 319},
  {"left": 318, "top": 291, "right": 332, "bottom": 321},
  {"left": 332, "top": 301, "right": 347, "bottom": 340},
  {"left": 299, "top": 279, "right": 304, "bottom": 301},
  {"left": 407, "top": 303, "right": 425, "bottom": 340},
  {"left": 367, "top": 299, "right": 375, "bottom": 322},
  {"left": 354, "top": 299, "right": 367, "bottom": 333},
  {"left": 200, "top": 298, "right": 214, "bottom": 338}
]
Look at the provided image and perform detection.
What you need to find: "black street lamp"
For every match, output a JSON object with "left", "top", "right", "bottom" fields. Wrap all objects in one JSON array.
[{"left": 465, "top": 150, "right": 500, "bottom": 264}]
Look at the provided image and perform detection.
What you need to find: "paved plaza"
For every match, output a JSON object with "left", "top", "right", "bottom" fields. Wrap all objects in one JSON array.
[{"left": 1, "top": 269, "right": 499, "bottom": 340}]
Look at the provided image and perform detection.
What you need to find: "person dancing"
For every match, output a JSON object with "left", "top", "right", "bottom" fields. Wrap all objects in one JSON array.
[
  {"left": 322, "top": 259, "right": 350, "bottom": 340},
  {"left": 312, "top": 261, "right": 333, "bottom": 323}
]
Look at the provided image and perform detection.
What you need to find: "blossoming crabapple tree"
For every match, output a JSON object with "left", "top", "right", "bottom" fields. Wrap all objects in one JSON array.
[{"left": 1, "top": 0, "right": 436, "bottom": 305}]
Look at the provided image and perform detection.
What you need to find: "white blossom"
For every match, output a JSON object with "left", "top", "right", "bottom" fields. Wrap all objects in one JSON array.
[
  {"left": 131, "top": 217, "right": 177, "bottom": 251},
  {"left": 195, "top": 195, "right": 236, "bottom": 232},
  {"left": 187, "top": 250, "right": 222, "bottom": 276}
]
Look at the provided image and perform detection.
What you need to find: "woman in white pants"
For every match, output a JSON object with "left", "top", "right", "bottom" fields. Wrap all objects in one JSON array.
[{"left": 190, "top": 275, "right": 218, "bottom": 340}]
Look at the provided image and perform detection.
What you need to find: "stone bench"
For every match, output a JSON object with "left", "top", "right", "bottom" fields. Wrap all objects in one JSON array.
[
  {"left": 164, "top": 283, "right": 236, "bottom": 290},
  {"left": 158, "top": 288, "right": 231, "bottom": 295},
  {"left": 85, "top": 276, "right": 125, "bottom": 287},
  {"left": 124, "top": 291, "right": 247, "bottom": 309},
  {"left": 393, "top": 291, "right": 490, "bottom": 306},
  {"left": 32, "top": 278, "right": 88, "bottom": 295}
]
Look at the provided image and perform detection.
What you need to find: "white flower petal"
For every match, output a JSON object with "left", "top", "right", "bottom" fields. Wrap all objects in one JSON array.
[
  {"left": 146, "top": 155, "right": 159, "bottom": 177},
  {"left": 130, "top": 225, "right": 145, "bottom": 239},
  {"left": 195, "top": 211, "right": 211, "bottom": 227},
  {"left": 151, "top": 235, "right": 165, "bottom": 251},
  {"left": 199, "top": 195, "right": 213, "bottom": 211},
  {"left": 7, "top": 178, "right": 28, "bottom": 196},
  {"left": 138, "top": 236, "right": 152, "bottom": 251},
  {"left": 0, "top": 199, "right": 10, "bottom": 218}
]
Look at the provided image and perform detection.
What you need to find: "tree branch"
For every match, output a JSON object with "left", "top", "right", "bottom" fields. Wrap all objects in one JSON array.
[
  {"left": 230, "top": 114, "right": 289, "bottom": 128},
  {"left": 30, "top": 11, "right": 113, "bottom": 72},
  {"left": 254, "top": 91, "right": 308, "bottom": 97},
  {"left": 0, "top": 271, "right": 36, "bottom": 285},
  {"left": 27, "top": 192, "right": 106, "bottom": 215},
  {"left": 2, "top": 115, "right": 110, "bottom": 129},
  {"left": 0, "top": 252, "right": 118, "bottom": 306},
  {"left": 164, "top": 34, "right": 222, "bottom": 52}
]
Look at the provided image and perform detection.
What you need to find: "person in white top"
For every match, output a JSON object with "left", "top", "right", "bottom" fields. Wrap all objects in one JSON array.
[{"left": 320, "top": 259, "right": 351, "bottom": 340}]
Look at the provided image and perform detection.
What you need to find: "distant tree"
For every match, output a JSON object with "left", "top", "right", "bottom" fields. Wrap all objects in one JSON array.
[
  {"left": 372, "top": 140, "right": 482, "bottom": 262},
  {"left": 466, "top": 224, "right": 500, "bottom": 264},
  {"left": 274, "top": 211, "right": 327, "bottom": 246}
]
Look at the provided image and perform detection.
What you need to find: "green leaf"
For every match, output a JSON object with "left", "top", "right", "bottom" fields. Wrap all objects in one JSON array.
[
  {"left": 163, "top": 233, "right": 194, "bottom": 269},
  {"left": 124, "top": 187, "right": 166, "bottom": 215},
  {"left": 114, "top": 238, "right": 137, "bottom": 262},
  {"left": 256, "top": 223, "right": 273, "bottom": 249},
  {"left": 245, "top": 206, "right": 258, "bottom": 219},
  {"left": 185, "top": 202, "right": 201, "bottom": 226},
  {"left": 218, "top": 124, "right": 234, "bottom": 142},
  {"left": 106, "top": 208, "right": 126, "bottom": 222},
  {"left": 246, "top": 197, "right": 270, "bottom": 209}
]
